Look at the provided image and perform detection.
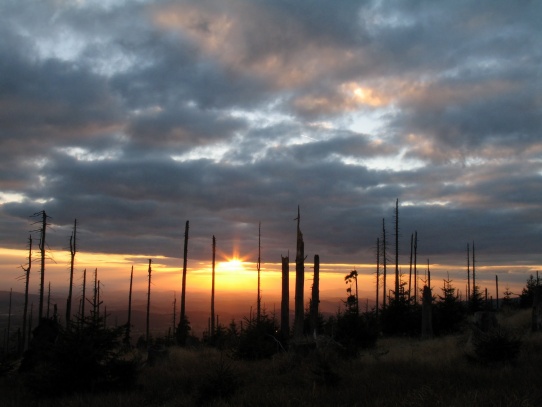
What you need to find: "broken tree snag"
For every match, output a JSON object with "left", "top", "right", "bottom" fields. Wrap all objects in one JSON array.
[
  {"left": 310, "top": 254, "right": 320, "bottom": 336},
  {"left": 179, "top": 221, "right": 190, "bottom": 326},
  {"left": 211, "top": 235, "right": 216, "bottom": 336},
  {"left": 280, "top": 254, "right": 290, "bottom": 339},
  {"left": 257, "top": 222, "right": 261, "bottom": 323},
  {"left": 294, "top": 206, "right": 305, "bottom": 339},
  {"left": 146, "top": 259, "right": 152, "bottom": 346}
]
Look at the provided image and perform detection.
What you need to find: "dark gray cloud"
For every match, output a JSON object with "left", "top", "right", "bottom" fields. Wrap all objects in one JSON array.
[{"left": 1, "top": 0, "right": 541, "bottom": 294}]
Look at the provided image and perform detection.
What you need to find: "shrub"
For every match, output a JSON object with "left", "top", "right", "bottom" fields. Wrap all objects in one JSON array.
[{"left": 472, "top": 328, "right": 521, "bottom": 364}]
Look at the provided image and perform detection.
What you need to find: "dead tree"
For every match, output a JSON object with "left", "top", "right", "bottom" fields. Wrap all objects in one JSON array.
[
  {"left": 382, "top": 218, "right": 387, "bottom": 309},
  {"left": 125, "top": 265, "right": 134, "bottom": 345},
  {"left": 178, "top": 220, "right": 189, "bottom": 342},
  {"left": 20, "top": 235, "right": 32, "bottom": 352},
  {"left": 146, "top": 259, "right": 152, "bottom": 345},
  {"left": 394, "top": 198, "right": 400, "bottom": 303},
  {"left": 211, "top": 235, "right": 216, "bottom": 335},
  {"left": 66, "top": 219, "right": 77, "bottom": 326},
  {"left": 375, "top": 238, "right": 380, "bottom": 318},
  {"left": 280, "top": 254, "right": 289, "bottom": 339},
  {"left": 414, "top": 231, "right": 418, "bottom": 304},
  {"left": 294, "top": 206, "right": 305, "bottom": 339},
  {"left": 257, "top": 223, "right": 261, "bottom": 323},
  {"left": 310, "top": 254, "right": 320, "bottom": 336},
  {"left": 32, "top": 210, "right": 50, "bottom": 320},
  {"left": 467, "top": 243, "right": 471, "bottom": 301},
  {"left": 408, "top": 233, "right": 413, "bottom": 301},
  {"left": 495, "top": 275, "right": 499, "bottom": 310}
]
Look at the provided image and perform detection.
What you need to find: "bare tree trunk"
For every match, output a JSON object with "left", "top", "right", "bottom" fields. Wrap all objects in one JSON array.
[
  {"left": 125, "top": 265, "right": 133, "bottom": 345},
  {"left": 257, "top": 223, "right": 261, "bottom": 323},
  {"left": 180, "top": 220, "right": 189, "bottom": 329},
  {"left": 294, "top": 206, "right": 305, "bottom": 339},
  {"left": 280, "top": 254, "right": 289, "bottom": 339},
  {"left": 427, "top": 259, "right": 431, "bottom": 289},
  {"left": 408, "top": 233, "right": 413, "bottom": 302},
  {"left": 66, "top": 219, "right": 77, "bottom": 326},
  {"left": 35, "top": 210, "right": 49, "bottom": 321},
  {"left": 376, "top": 237, "right": 380, "bottom": 319},
  {"left": 21, "top": 235, "right": 32, "bottom": 352},
  {"left": 495, "top": 275, "right": 499, "bottom": 310},
  {"left": 310, "top": 254, "right": 320, "bottom": 336},
  {"left": 414, "top": 231, "right": 418, "bottom": 305},
  {"left": 467, "top": 243, "right": 470, "bottom": 301},
  {"left": 146, "top": 259, "right": 152, "bottom": 346},
  {"left": 382, "top": 218, "right": 387, "bottom": 309},
  {"left": 211, "top": 235, "right": 216, "bottom": 336},
  {"left": 395, "top": 198, "right": 399, "bottom": 303}
]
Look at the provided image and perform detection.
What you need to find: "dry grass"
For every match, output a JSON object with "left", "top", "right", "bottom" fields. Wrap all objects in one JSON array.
[{"left": 2, "top": 309, "right": 542, "bottom": 406}]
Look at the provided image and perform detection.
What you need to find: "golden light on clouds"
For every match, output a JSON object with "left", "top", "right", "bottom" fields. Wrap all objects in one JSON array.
[{"left": 151, "top": 2, "right": 357, "bottom": 89}]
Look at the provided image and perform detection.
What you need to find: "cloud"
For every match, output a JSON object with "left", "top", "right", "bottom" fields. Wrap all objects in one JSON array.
[{"left": 0, "top": 0, "right": 541, "bottom": 295}]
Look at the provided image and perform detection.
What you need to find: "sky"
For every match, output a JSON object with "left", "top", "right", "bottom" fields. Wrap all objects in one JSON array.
[{"left": 1, "top": 0, "right": 541, "bottom": 317}]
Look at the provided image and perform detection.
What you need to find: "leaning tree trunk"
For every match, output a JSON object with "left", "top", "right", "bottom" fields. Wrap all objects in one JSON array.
[
  {"left": 280, "top": 254, "right": 289, "bottom": 339},
  {"left": 294, "top": 206, "right": 305, "bottom": 339}
]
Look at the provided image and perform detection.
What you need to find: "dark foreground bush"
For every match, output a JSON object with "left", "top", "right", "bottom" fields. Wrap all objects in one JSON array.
[
  {"left": 471, "top": 328, "right": 521, "bottom": 364},
  {"left": 235, "top": 314, "right": 281, "bottom": 360},
  {"left": 20, "top": 317, "right": 139, "bottom": 396}
]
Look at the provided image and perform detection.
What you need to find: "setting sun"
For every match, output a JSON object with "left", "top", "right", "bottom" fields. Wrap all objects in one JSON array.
[{"left": 218, "top": 258, "right": 245, "bottom": 274}]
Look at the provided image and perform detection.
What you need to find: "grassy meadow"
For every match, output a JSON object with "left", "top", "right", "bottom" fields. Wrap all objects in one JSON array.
[{"left": 1, "top": 309, "right": 541, "bottom": 407}]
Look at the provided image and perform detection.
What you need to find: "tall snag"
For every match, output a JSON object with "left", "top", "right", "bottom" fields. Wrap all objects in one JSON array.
[
  {"left": 414, "top": 231, "right": 418, "bottom": 305},
  {"left": 257, "top": 223, "right": 261, "bottom": 323},
  {"left": 376, "top": 237, "right": 380, "bottom": 318},
  {"left": 211, "top": 235, "right": 216, "bottom": 335},
  {"left": 382, "top": 218, "right": 387, "bottom": 308},
  {"left": 32, "top": 210, "right": 50, "bottom": 320},
  {"left": 146, "top": 259, "right": 152, "bottom": 345},
  {"left": 20, "top": 235, "right": 32, "bottom": 352},
  {"left": 66, "top": 219, "right": 77, "bottom": 326},
  {"left": 310, "top": 254, "right": 320, "bottom": 336},
  {"left": 294, "top": 206, "right": 305, "bottom": 338},
  {"left": 178, "top": 220, "right": 190, "bottom": 345},
  {"left": 394, "top": 198, "right": 400, "bottom": 303},
  {"left": 280, "top": 254, "right": 289, "bottom": 339},
  {"left": 467, "top": 243, "right": 471, "bottom": 301},
  {"left": 125, "top": 265, "right": 134, "bottom": 345}
]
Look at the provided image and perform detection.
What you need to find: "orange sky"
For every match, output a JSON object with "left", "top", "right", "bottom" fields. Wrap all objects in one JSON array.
[{"left": 1, "top": 247, "right": 533, "bottom": 310}]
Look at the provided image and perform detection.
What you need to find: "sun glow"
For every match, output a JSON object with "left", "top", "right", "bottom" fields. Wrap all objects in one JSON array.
[{"left": 218, "top": 258, "right": 246, "bottom": 274}]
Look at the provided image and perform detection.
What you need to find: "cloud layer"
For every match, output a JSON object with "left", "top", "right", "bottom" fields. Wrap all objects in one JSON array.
[{"left": 1, "top": 0, "right": 541, "bottom": 290}]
